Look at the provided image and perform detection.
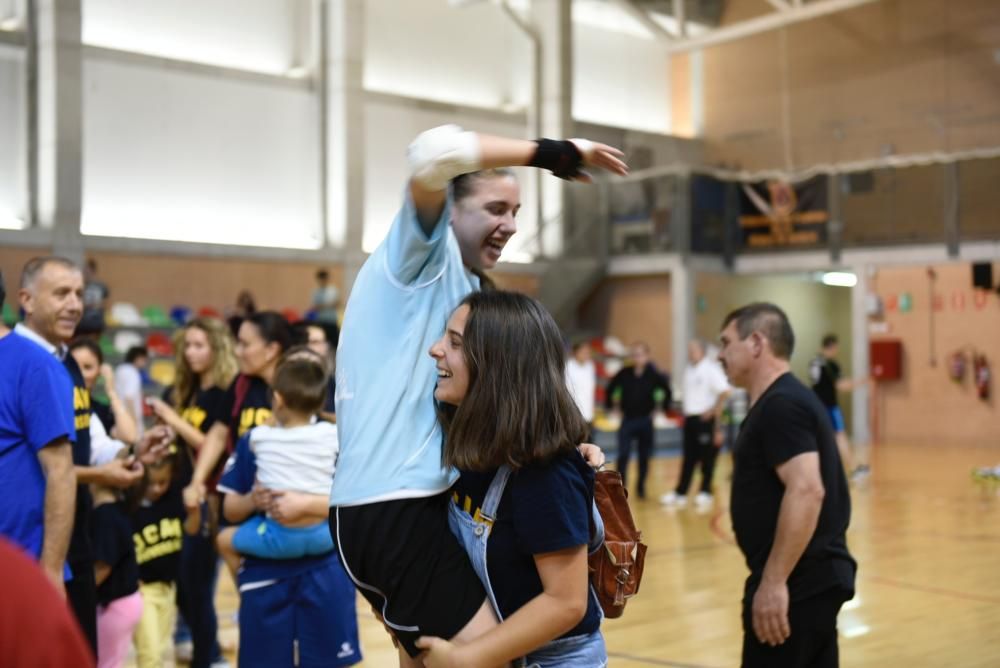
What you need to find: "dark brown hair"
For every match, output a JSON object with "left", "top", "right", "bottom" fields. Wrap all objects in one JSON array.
[
  {"left": 450, "top": 167, "right": 517, "bottom": 202},
  {"left": 69, "top": 337, "right": 104, "bottom": 364},
  {"left": 439, "top": 290, "right": 588, "bottom": 471},
  {"left": 272, "top": 355, "right": 328, "bottom": 415},
  {"left": 721, "top": 302, "right": 796, "bottom": 360}
]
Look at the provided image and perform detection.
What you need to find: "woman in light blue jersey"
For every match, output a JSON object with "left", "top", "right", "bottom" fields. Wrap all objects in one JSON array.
[
  {"left": 329, "top": 126, "right": 626, "bottom": 666},
  {"left": 420, "top": 290, "right": 607, "bottom": 668}
]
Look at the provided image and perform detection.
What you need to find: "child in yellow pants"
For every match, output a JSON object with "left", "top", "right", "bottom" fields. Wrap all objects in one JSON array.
[{"left": 130, "top": 456, "right": 199, "bottom": 667}]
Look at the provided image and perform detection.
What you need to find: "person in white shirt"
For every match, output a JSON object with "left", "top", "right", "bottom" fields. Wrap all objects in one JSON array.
[
  {"left": 661, "top": 340, "right": 731, "bottom": 509},
  {"left": 215, "top": 355, "right": 338, "bottom": 576},
  {"left": 114, "top": 346, "right": 148, "bottom": 438},
  {"left": 565, "top": 341, "right": 597, "bottom": 436}
]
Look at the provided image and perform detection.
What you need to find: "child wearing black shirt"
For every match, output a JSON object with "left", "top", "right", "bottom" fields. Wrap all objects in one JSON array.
[
  {"left": 91, "top": 477, "right": 143, "bottom": 668},
  {"left": 130, "top": 456, "right": 199, "bottom": 668}
]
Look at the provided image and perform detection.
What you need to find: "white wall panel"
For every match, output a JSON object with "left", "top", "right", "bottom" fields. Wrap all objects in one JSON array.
[
  {"left": 0, "top": 47, "right": 26, "bottom": 229},
  {"left": 83, "top": 0, "right": 306, "bottom": 75},
  {"left": 81, "top": 57, "right": 322, "bottom": 248},
  {"left": 573, "top": 23, "right": 671, "bottom": 134},
  {"left": 364, "top": 0, "right": 530, "bottom": 110}
]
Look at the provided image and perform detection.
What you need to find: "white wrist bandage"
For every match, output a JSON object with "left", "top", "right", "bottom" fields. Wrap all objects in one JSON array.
[{"left": 407, "top": 124, "right": 482, "bottom": 191}]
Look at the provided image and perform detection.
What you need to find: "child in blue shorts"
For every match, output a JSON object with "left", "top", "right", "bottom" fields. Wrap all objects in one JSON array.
[{"left": 216, "top": 355, "right": 338, "bottom": 574}]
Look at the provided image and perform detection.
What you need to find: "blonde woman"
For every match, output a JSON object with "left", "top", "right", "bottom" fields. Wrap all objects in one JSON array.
[{"left": 145, "top": 317, "right": 236, "bottom": 668}]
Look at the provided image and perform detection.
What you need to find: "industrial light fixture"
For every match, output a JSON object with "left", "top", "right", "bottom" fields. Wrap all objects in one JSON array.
[{"left": 821, "top": 271, "right": 858, "bottom": 287}]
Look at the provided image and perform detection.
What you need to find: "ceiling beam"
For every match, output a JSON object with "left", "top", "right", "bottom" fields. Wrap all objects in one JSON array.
[
  {"left": 663, "top": 0, "right": 880, "bottom": 53},
  {"left": 673, "top": 0, "right": 687, "bottom": 37},
  {"left": 609, "top": 0, "right": 674, "bottom": 41}
]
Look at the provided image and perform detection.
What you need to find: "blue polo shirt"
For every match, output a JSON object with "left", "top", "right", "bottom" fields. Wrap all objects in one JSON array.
[{"left": 0, "top": 332, "right": 76, "bottom": 562}]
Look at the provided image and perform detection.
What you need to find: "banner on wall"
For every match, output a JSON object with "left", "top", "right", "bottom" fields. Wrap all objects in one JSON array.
[{"left": 738, "top": 176, "right": 829, "bottom": 249}]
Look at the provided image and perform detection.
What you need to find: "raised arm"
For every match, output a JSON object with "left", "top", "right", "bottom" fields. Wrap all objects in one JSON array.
[
  {"left": 407, "top": 125, "right": 628, "bottom": 235},
  {"left": 148, "top": 397, "right": 207, "bottom": 452},
  {"left": 100, "top": 364, "right": 137, "bottom": 444}
]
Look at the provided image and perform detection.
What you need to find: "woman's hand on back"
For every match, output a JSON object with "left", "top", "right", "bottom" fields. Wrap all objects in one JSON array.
[{"left": 414, "top": 636, "right": 464, "bottom": 668}]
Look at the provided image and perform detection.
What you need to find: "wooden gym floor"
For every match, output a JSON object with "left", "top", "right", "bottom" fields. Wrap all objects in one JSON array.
[{"left": 160, "top": 441, "right": 1000, "bottom": 667}]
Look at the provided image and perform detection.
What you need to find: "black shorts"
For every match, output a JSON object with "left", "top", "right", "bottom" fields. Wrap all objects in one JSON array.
[{"left": 329, "top": 492, "right": 486, "bottom": 658}]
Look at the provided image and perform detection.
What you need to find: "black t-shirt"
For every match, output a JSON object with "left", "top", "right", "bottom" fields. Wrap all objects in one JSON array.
[
  {"left": 604, "top": 365, "right": 672, "bottom": 419},
  {"left": 91, "top": 502, "right": 140, "bottom": 606},
  {"left": 163, "top": 385, "right": 228, "bottom": 488},
  {"left": 809, "top": 356, "right": 840, "bottom": 408},
  {"left": 132, "top": 486, "right": 186, "bottom": 584},
  {"left": 92, "top": 400, "right": 115, "bottom": 436},
  {"left": 730, "top": 373, "right": 856, "bottom": 604},
  {"left": 452, "top": 452, "right": 601, "bottom": 639},
  {"left": 64, "top": 354, "right": 93, "bottom": 568},
  {"left": 220, "top": 375, "right": 273, "bottom": 439}
]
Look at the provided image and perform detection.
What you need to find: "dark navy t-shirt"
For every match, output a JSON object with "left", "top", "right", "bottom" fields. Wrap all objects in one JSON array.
[
  {"left": 91, "top": 501, "right": 139, "bottom": 606},
  {"left": 218, "top": 433, "right": 336, "bottom": 585},
  {"left": 63, "top": 353, "right": 95, "bottom": 568},
  {"left": 0, "top": 333, "right": 76, "bottom": 562},
  {"left": 132, "top": 486, "right": 185, "bottom": 584},
  {"left": 452, "top": 451, "right": 601, "bottom": 639}
]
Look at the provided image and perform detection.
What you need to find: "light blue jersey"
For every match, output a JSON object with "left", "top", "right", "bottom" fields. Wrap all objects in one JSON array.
[{"left": 330, "top": 191, "right": 478, "bottom": 507}]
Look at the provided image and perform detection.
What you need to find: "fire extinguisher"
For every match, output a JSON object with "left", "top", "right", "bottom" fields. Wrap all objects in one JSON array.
[{"left": 974, "top": 354, "right": 990, "bottom": 400}]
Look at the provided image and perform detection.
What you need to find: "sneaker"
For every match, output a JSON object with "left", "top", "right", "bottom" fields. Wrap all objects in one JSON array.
[
  {"left": 175, "top": 641, "right": 193, "bottom": 663},
  {"left": 694, "top": 492, "right": 713, "bottom": 508},
  {"left": 850, "top": 465, "right": 871, "bottom": 482},
  {"left": 659, "top": 491, "right": 687, "bottom": 507}
]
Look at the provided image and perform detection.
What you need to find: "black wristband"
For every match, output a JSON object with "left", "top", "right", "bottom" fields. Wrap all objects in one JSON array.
[{"left": 528, "top": 139, "right": 583, "bottom": 180}]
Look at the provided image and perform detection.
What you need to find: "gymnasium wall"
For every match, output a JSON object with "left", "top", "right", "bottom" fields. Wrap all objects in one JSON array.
[
  {"left": 0, "top": 247, "right": 49, "bottom": 297},
  {"left": 0, "top": 245, "right": 540, "bottom": 320},
  {"left": 870, "top": 262, "right": 1000, "bottom": 446},
  {"left": 694, "top": 272, "right": 854, "bottom": 426},
  {"left": 703, "top": 0, "right": 1000, "bottom": 171},
  {"left": 578, "top": 275, "right": 673, "bottom": 374},
  {"left": 0, "top": 45, "right": 25, "bottom": 229}
]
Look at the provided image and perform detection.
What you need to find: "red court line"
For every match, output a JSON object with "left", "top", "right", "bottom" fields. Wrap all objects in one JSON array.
[{"left": 865, "top": 575, "right": 1000, "bottom": 605}]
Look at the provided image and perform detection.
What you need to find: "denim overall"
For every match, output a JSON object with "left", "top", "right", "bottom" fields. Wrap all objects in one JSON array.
[{"left": 447, "top": 465, "right": 609, "bottom": 668}]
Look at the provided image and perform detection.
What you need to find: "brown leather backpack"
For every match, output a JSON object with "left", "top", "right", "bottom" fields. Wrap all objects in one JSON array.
[{"left": 588, "top": 469, "right": 647, "bottom": 619}]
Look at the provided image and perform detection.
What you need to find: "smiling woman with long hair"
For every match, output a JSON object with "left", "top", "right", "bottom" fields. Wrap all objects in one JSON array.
[{"left": 419, "top": 291, "right": 606, "bottom": 668}]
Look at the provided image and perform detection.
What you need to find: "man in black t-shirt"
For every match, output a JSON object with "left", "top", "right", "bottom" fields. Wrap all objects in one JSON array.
[
  {"left": 718, "top": 303, "right": 856, "bottom": 668},
  {"left": 809, "top": 334, "right": 868, "bottom": 479},
  {"left": 605, "top": 341, "right": 672, "bottom": 499}
]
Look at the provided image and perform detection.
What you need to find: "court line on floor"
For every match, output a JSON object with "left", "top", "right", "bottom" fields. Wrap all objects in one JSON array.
[
  {"left": 607, "top": 652, "right": 723, "bottom": 668},
  {"left": 866, "top": 575, "right": 1000, "bottom": 604}
]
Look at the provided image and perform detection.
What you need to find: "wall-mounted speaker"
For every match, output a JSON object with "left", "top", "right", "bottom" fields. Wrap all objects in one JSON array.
[{"left": 972, "top": 263, "right": 993, "bottom": 290}]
